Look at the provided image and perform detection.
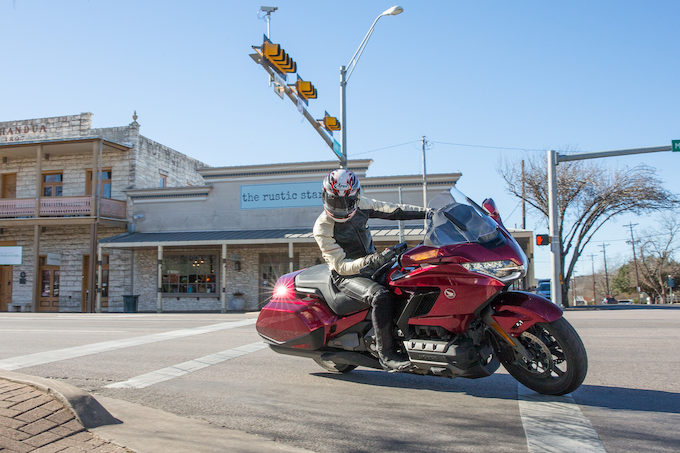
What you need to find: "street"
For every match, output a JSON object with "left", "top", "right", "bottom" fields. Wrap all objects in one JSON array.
[{"left": 0, "top": 310, "right": 678, "bottom": 453}]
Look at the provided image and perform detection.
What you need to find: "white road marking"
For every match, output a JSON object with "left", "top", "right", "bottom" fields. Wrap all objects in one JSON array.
[
  {"left": 0, "top": 330, "right": 129, "bottom": 333},
  {"left": 518, "top": 384, "right": 607, "bottom": 453},
  {"left": 106, "top": 342, "right": 268, "bottom": 389},
  {"left": 0, "top": 318, "right": 256, "bottom": 371}
]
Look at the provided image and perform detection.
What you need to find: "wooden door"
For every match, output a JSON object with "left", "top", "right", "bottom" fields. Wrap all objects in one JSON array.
[
  {"left": 38, "top": 256, "right": 59, "bottom": 312},
  {"left": 0, "top": 266, "right": 11, "bottom": 311},
  {"left": 1, "top": 174, "right": 16, "bottom": 198}
]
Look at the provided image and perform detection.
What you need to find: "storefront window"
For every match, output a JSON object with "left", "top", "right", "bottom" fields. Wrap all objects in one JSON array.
[{"left": 162, "top": 254, "right": 217, "bottom": 294}]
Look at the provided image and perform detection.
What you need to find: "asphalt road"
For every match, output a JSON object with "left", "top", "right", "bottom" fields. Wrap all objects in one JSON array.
[{"left": 0, "top": 309, "right": 678, "bottom": 453}]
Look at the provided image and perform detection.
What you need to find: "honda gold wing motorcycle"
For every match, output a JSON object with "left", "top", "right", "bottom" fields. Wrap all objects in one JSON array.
[{"left": 256, "top": 188, "right": 587, "bottom": 395}]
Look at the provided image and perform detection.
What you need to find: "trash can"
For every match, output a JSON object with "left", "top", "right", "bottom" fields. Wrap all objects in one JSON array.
[{"left": 123, "top": 295, "right": 139, "bottom": 313}]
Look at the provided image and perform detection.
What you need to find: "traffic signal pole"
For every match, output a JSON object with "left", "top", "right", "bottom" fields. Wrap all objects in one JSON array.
[
  {"left": 547, "top": 144, "right": 674, "bottom": 307},
  {"left": 250, "top": 52, "right": 335, "bottom": 151}
]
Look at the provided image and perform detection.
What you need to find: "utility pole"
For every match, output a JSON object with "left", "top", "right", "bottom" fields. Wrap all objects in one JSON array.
[
  {"left": 589, "top": 253, "right": 597, "bottom": 304},
  {"left": 421, "top": 136, "right": 429, "bottom": 228},
  {"left": 601, "top": 243, "right": 611, "bottom": 297},
  {"left": 624, "top": 223, "right": 642, "bottom": 304},
  {"left": 521, "top": 160, "right": 526, "bottom": 229}
]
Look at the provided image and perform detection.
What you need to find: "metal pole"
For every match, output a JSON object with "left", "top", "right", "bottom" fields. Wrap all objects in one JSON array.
[
  {"left": 589, "top": 253, "right": 597, "bottom": 304},
  {"left": 547, "top": 150, "right": 562, "bottom": 307},
  {"left": 624, "top": 223, "right": 642, "bottom": 304},
  {"left": 521, "top": 160, "right": 526, "bottom": 230},
  {"left": 421, "top": 136, "right": 428, "bottom": 228},
  {"left": 601, "top": 242, "right": 611, "bottom": 296},
  {"left": 340, "top": 66, "right": 348, "bottom": 168},
  {"left": 398, "top": 186, "right": 405, "bottom": 243}
]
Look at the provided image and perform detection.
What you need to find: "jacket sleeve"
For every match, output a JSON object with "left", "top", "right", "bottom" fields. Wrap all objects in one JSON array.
[
  {"left": 313, "top": 213, "right": 369, "bottom": 276},
  {"left": 360, "top": 197, "right": 427, "bottom": 221}
]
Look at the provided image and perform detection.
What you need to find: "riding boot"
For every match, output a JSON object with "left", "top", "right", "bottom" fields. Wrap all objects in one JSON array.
[{"left": 371, "top": 293, "right": 411, "bottom": 371}]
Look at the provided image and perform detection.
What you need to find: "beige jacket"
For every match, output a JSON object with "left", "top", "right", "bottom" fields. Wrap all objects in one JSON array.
[{"left": 313, "top": 197, "right": 425, "bottom": 276}]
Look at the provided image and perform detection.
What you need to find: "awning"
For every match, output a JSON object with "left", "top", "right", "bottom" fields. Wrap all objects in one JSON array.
[{"left": 99, "top": 225, "right": 427, "bottom": 248}]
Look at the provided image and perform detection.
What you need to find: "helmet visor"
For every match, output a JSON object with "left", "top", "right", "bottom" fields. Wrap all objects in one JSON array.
[{"left": 324, "top": 193, "right": 358, "bottom": 219}]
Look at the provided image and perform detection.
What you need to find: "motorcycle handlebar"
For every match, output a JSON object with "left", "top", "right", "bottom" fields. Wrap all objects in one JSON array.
[{"left": 367, "top": 242, "right": 408, "bottom": 281}]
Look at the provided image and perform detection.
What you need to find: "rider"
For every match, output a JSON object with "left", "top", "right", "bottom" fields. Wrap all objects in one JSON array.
[{"left": 313, "top": 169, "right": 427, "bottom": 371}]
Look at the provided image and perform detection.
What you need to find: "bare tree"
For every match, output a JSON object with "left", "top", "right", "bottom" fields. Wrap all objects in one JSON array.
[
  {"left": 638, "top": 219, "right": 680, "bottom": 303},
  {"left": 500, "top": 157, "right": 677, "bottom": 306}
]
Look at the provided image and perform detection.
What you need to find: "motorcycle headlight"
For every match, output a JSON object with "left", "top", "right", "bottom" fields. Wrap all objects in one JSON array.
[{"left": 461, "top": 260, "right": 527, "bottom": 283}]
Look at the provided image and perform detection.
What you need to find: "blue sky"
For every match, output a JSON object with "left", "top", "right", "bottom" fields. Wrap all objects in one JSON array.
[{"left": 1, "top": 0, "right": 678, "bottom": 279}]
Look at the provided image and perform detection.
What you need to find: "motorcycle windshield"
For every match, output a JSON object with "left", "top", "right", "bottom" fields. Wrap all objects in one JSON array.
[{"left": 423, "top": 188, "right": 502, "bottom": 247}]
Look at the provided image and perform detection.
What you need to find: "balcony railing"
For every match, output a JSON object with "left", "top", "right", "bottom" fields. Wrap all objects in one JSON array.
[{"left": 0, "top": 197, "right": 126, "bottom": 220}]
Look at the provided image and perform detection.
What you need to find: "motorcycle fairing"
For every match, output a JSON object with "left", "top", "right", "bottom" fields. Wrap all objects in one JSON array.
[{"left": 490, "top": 291, "right": 563, "bottom": 336}]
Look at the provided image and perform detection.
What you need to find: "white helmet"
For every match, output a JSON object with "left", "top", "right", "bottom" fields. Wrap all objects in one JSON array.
[{"left": 322, "top": 169, "right": 361, "bottom": 222}]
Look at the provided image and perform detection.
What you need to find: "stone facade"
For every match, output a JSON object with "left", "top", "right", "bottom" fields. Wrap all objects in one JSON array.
[{"left": 0, "top": 113, "right": 209, "bottom": 312}]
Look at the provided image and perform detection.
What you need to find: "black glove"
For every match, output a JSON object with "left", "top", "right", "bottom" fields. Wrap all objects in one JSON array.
[{"left": 362, "top": 248, "right": 393, "bottom": 271}]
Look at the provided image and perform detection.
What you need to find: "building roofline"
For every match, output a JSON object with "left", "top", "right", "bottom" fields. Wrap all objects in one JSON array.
[{"left": 0, "top": 136, "right": 131, "bottom": 151}]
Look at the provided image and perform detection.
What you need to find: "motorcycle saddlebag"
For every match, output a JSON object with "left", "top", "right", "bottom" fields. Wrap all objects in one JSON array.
[{"left": 256, "top": 271, "right": 336, "bottom": 350}]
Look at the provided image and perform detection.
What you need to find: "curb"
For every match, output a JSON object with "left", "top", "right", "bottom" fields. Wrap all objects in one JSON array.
[{"left": 0, "top": 369, "right": 120, "bottom": 429}]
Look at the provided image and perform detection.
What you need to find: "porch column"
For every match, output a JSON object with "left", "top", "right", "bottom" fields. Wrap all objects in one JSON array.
[
  {"left": 288, "top": 242, "right": 294, "bottom": 273},
  {"left": 35, "top": 145, "right": 42, "bottom": 217},
  {"left": 95, "top": 244, "right": 103, "bottom": 313},
  {"left": 221, "top": 243, "right": 227, "bottom": 313},
  {"left": 90, "top": 140, "right": 98, "bottom": 217},
  {"left": 31, "top": 225, "right": 40, "bottom": 312},
  {"left": 157, "top": 246, "right": 163, "bottom": 313},
  {"left": 87, "top": 222, "right": 98, "bottom": 312}
]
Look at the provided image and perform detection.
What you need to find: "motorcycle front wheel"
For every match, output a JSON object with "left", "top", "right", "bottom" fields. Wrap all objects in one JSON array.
[
  {"left": 313, "top": 357, "right": 357, "bottom": 374},
  {"left": 499, "top": 317, "right": 587, "bottom": 395}
]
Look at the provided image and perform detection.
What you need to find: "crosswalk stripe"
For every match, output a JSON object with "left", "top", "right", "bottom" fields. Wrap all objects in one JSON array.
[
  {"left": 106, "top": 342, "right": 268, "bottom": 389},
  {"left": 0, "top": 318, "right": 256, "bottom": 371},
  {"left": 518, "top": 384, "right": 606, "bottom": 453}
]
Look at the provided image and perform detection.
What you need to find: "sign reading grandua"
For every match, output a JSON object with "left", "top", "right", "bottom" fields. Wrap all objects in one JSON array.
[{"left": 240, "top": 182, "right": 322, "bottom": 209}]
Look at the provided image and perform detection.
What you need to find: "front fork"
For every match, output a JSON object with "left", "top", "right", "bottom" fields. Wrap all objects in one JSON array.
[{"left": 482, "top": 291, "right": 564, "bottom": 363}]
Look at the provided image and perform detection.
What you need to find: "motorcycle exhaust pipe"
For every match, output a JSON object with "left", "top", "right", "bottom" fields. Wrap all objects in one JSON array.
[{"left": 320, "top": 351, "right": 382, "bottom": 370}]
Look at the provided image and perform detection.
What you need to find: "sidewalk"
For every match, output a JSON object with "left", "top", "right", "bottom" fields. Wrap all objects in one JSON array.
[
  {"left": 0, "top": 371, "right": 312, "bottom": 453},
  {"left": 0, "top": 377, "right": 131, "bottom": 452}
]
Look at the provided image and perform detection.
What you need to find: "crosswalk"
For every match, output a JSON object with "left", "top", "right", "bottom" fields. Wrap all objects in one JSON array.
[
  {"left": 105, "top": 342, "right": 268, "bottom": 389},
  {"left": 0, "top": 318, "right": 257, "bottom": 371},
  {"left": 0, "top": 317, "right": 608, "bottom": 452}
]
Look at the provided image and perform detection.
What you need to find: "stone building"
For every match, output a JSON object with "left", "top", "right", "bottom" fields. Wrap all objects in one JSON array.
[
  {"left": 0, "top": 113, "right": 206, "bottom": 312},
  {"left": 100, "top": 160, "right": 534, "bottom": 312}
]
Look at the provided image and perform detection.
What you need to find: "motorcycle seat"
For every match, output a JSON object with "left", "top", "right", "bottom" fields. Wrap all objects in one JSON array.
[{"left": 294, "top": 264, "right": 368, "bottom": 316}]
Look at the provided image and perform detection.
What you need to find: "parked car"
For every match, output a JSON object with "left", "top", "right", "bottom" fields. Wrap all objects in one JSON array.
[
  {"left": 535, "top": 279, "right": 551, "bottom": 299},
  {"left": 601, "top": 296, "right": 618, "bottom": 304},
  {"left": 618, "top": 299, "right": 632, "bottom": 304}
]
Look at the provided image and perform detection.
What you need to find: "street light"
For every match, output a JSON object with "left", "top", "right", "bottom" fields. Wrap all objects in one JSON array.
[{"left": 339, "top": 5, "right": 404, "bottom": 168}]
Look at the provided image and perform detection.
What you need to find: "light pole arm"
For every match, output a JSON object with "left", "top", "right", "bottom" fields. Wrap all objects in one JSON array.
[{"left": 344, "top": 14, "right": 384, "bottom": 83}]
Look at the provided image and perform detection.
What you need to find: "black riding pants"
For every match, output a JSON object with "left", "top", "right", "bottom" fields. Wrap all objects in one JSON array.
[{"left": 331, "top": 274, "right": 393, "bottom": 329}]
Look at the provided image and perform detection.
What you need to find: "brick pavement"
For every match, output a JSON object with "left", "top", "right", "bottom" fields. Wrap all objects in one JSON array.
[{"left": 0, "top": 379, "right": 133, "bottom": 453}]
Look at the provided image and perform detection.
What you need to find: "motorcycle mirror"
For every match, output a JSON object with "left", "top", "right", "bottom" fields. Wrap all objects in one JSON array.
[{"left": 482, "top": 198, "right": 505, "bottom": 227}]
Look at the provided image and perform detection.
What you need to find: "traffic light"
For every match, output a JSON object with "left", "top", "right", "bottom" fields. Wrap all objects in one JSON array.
[
  {"left": 262, "top": 36, "right": 296, "bottom": 76},
  {"left": 320, "top": 111, "right": 341, "bottom": 132},
  {"left": 294, "top": 76, "right": 317, "bottom": 102},
  {"left": 536, "top": 234, "right": 550, "bottom": 246}
]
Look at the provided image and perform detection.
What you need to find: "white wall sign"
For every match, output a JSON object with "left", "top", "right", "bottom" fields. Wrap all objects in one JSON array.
[
  {"left": 46, "top": 253, "right": 61, "bottom": 266},
  {"left": 240, "top": 182, "right": 322, "bottom": 209},
  {"left": 0, "top": 246, "right": 22, "bottom": 265}
]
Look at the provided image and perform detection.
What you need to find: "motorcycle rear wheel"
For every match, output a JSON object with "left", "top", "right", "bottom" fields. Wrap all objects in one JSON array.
[
  {"left": 313, "top": 357, "right": 357, "bottom": 374},
  {"left": 499, "top": 317, "right": 587, "bottom": 395}
]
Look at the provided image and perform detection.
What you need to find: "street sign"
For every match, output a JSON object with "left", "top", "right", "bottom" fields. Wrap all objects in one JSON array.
[
  {"left": 333, "top": 139, "right": 342, "bottom": 159},
  {"left": 672, "top": 140, "right": 680, "bottom": 152}
]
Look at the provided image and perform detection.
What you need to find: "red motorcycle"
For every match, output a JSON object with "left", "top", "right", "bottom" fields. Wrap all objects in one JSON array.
[{"left": 256, "top": 188, "right": 587, "bottom": 395}]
